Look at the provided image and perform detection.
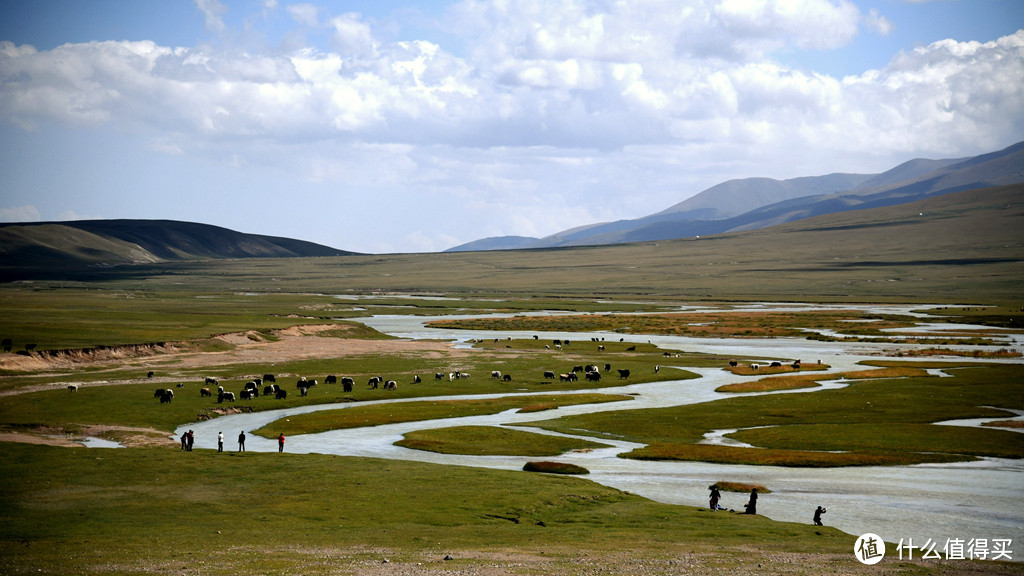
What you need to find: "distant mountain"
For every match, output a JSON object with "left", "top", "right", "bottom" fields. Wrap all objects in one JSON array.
[
  {"left": 446, "top": 141, "right": 1022, "bottom": 251},
  {"left": 446, "top": 235, "right": 539, "bottom": 252},
  {"left": 0, "top": 219, "right": 355, "bottom": 280}
]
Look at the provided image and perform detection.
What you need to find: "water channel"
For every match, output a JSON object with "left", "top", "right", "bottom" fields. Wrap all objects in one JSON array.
[{"left": 178, "top": 303, "right": 1024, "bottom": 555}]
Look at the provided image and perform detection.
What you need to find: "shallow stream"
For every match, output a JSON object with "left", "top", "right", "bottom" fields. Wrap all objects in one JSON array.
[{"left": 177, "top": 304, "right": 1024, "bottom": 555}]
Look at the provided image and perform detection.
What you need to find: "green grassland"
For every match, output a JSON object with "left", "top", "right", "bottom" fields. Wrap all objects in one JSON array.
[
  {"left": 1, "top": 186, "right": 1023, "bottom": 574},
  {"left": 521, "top": 363, "right": 1024, "bottom": 466}
]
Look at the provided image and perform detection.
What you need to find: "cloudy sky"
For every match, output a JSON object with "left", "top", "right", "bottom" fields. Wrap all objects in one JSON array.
[{"left": 1, "top": 0, "right": 1022, "bottom": 253}]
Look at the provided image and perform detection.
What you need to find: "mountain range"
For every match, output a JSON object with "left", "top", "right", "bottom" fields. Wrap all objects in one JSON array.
[{"left": 446, "top": 140, "right": 1024, "bottom": 251}]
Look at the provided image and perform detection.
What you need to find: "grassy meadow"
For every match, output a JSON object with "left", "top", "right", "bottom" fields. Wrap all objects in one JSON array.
[{"left": 1, "top": 186, "right": 1023, "bottom": 574}]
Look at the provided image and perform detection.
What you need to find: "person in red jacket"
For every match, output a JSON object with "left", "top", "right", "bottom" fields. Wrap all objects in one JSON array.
[{"left": 278, "top": 433, "right": 285, "bottom": 453}]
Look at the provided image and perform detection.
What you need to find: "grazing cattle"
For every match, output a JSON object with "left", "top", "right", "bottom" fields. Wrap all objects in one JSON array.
[
  {"left": 502, "top": 374, "right": 512, "bottom": 382},
  {"left": 750, "top": 363, "right": 760, "bottom": 371},
  {"left": 791, "top": 361, "right": 801, "bottom": 369},
  {"left": 176, "top": 382, "right": 184, "bottom": 388},
  {"left": 154, "top": 388, "right": 165, "bottom": 398},
  {"left": 147, "top": 371, "right": 154, "bottom": 379},
  {"left": 160, "top": 390, "right": 174, "bottom": 403},
  {"left": 553, "top": 339, "right": 562, "bottom": 346},
  {"left": 200, "top": 387, "right": 212, "bottom": 397},
  {"left": 617, "top": 369, "right": 630, "bottom": 379},
  {"left": 559, "top": 373, "right": 572, "bottom": 382},
  {"left": 585, "top": 371, "right": 601, "bottom": 382},
  {"left": 341, "top": 377, "right": 354, "bottom": 392},
  {"left": 275, "top": 389, "right": 287, "bottom": 399},
  {"left": 368, "top": 376, "right": 381, "bottom": 389},
  {"left": 770, "top": 361, "right": 782, "bottom": 368},
  {"left": 263, "top": 374, "right": 276, "bottom": 383},
  {"left": 264, "top": 384, "right": 277, "bottom": 396},
  {"left": 325, "top": 375, "right": 337, "bottom": 384},
  {"left": 385, "top": 380, "right": 398, "bottom": 390},
  {"left": 604, "top": 363, "right": 611, "bottom": 372},
  {"left": 298, "top": 386, "right": 308, "bottom": 397},
  {"left": 205, "top": 377, "right": 218, "bottom": 385},
  {"left": 572, "top": 365, "right": 584, "bottom": 373},
  {"left": 491, "top": 371, "right": 502, "bottom": 379},
  {"left": 240, "top": 390, "right": 254, "bottom": 400},
  {"left": 543, "top": 371, "right": 556, "bottom": 380},
  {"left": 586, "top": 365, "right": 599, "bottom": 374},
  {"left": 626, "top": 345, "right": 636, "bottom": 351},
  {"left": 245, "top": 381, "right": 258, "bottom": 391},
  {"left": 728, "top": 360, "right": 738, "bottom": 367},
  {"left": 67, "top": 384, "right": 78, "bottom": 392},
  {"left": 435, "top": 372, "right": 444, "bottom": 381},
  {"left": 413, "top": 375, "right": 421, "bottom": 383},
  {"left": 655, "top": 365, "right": 660, "bottom": 373},
  {"left": 598, "top": 345, "right": 605, "bottom": 351}
]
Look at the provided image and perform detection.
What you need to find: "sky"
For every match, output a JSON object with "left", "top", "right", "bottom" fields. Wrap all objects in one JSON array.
[{"left": 1, "top": 0, "right": 1022, "bottom": 254}]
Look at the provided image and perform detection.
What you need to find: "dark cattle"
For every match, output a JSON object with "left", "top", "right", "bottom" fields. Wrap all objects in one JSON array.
[
  {"left": 598, "top": 345, "right": 605, "bottom": 350},
  {"left": 160, "top": 390, "right": 174, "bottom": 403},
  {"left": 559, "top": 373, "right": 572, "bottom": 382},
  {"left": 770, "top": 361, "right": 782, "bottom": 368},
  {"left": 205, "top": 377, "right": 218, "bottom": 385},
  {"left": 604, "top": 363, "right": 611, "bottom": 372},
  {"left": 553, "top": 339, "right": 562, "bottom": 346},
  {"left": 299, "top": 386, "right": 308, "bottom": 397},
  {"left": 385, "top": 380, "right": 398, "bottom": 390},
  {"left": 275, "top": 389, "right": 288, "bottom": 399},
  {"left": 200, "top": 387, "right": 212, "bottom": 397},
  {"left": 543, "top": 371, "right": 556, "bottom": 379},
  {"left": 617, "top": 369, "right": 630, "bottom": 379},
  {"left": 502, "top": 374, "right": 512, "bottom": 382},
  {"left": 325, "top": 375, "right": 337, "bottom": 384},
  {"left": 626, "top": 345, "right": 636, "bottom": 351},
  {"left": 341, "top": 377, "right": 354, "bottom": 392},
  {"left": 147, "top": 371, "right": 154, "bottom": 378},
  {"left": 245, "top": 381, "right": 258, "bottom": 391},
  {"left": 585, "top": 372, "right": 601, "bottom": 382},
  {"left": 67, "top": 384, "right": 78, "bottom": 392},
  {"left": 264, "top": 384, "right": 277, "bottom": 396},
  {"left": 263, "top": 374, "right": 276, "bottom": 383},
  {"left": 572, "top": 365, "right": 584, "bottom": 373},
  {"left": 240, "top": 389, "right": 253, "bottom": 400},
  {"left": 586, "top": 365, "right": 599, "bottom": 373},
  {"left": 176, "top": 382, "right": 184, "bottom": 388},
  {"left": 435, "top": 372, "right": 444, "bottom": 381},
  {"left": 728, "top": 360, "right": 738, "bottom": 367},
  {"left": 413, "top": 375, "right": 421, "bottom": 383},
  {"left": 792, "top": 361, "right": 801, "bottom": 369},
  {"left": 368, "top": 376, "right": 381, "bottom": 389},
  {"left": 154, "top": 388, "right": 165, "bottom": 398},
  {"left": 491, "top": 371, "right": 501, "bottom": 379}
]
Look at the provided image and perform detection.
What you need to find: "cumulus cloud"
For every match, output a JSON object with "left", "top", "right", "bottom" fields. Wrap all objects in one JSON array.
[
  {"left": 0, "top": 205, "right": 41, "bottom": 222},
  {"left": 195, "top": 0, "right": 228, "bottom": 33},
  {"left": 0, "top": 1, "right": 1021, "bottom": 250}
]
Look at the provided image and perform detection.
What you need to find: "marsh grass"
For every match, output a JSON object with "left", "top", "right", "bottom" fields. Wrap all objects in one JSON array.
[
  {"left": 712, "top": 481, "right": 770, "bottom": 494},
  {"left": 524, "top": 461, "right": 591, "bottom": 475},
  {"left": 526, "top": 363, "right": 1024, "bottom": 466},
  {"left": 255, "top": 393, "right": 632, "bottom": 437},
  {"left": 716, "top": 365, "right": 929, "bottom": 393},
  {"left": 397, "top": 425, "right": 611, "bottom": 456}
]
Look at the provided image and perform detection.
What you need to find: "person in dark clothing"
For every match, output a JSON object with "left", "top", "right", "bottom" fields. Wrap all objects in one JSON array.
[
  {"left": 709, "top": 485, "right": 722, "bottom": 511},
  {"left": 814, "top": 506, "right": 826, "bottom": 526},
  {"left": 180, "top": 432, "right": 188, "bottom": 451},
  {"left": 238, "top": 430, "right": 246, "bottom": 452},
  {"left": 744, "top": 488, "right": 758, "bottom": 514},
  {"left": 186, "top": 430, "right": 194, "bottom": 451}
]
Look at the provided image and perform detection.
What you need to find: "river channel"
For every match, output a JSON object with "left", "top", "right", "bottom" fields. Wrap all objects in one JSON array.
[{"left": 178, "top": 303, "right": 1024, "bottom": 555}]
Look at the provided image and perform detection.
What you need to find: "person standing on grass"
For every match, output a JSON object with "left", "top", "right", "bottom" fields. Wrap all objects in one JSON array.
[
  {"left": 744, "top": 488, "right": 758, "bottom": 514},
  {"left": 180, "top": 431, "right": 188, "bottom": 451},
  {"left": 217, "top": 431, "right": 224, "bottom": 453},
  {"left": 278, "top": 433, "right": 285, "bottom": 453},
  {"left": 709, "top": 485, "right": 721, "bottom": 511},
  {"left": 238, "top": 430, "right": 246, "bottom": 452},
  {"left": 814, "top": 506, "right": 826, "bottom": 526},
  {"left": 187, "top": 430, "right": 194, "bottom": 452}
]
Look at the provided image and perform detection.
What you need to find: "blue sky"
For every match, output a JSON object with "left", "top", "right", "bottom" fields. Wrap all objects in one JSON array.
[{"left": 1, "top": 0, "right": 1022, "bottom": 253}]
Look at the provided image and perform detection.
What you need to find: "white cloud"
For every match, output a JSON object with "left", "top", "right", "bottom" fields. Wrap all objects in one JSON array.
[
  {"left": 194, "top": 0, "right": 228, "bottom": 34},
  {"left": 0, "top": 205, "right": 41, "bottom": 222},
  {"left": 286, "top": 3, "right": 320, "bottom": 27}
]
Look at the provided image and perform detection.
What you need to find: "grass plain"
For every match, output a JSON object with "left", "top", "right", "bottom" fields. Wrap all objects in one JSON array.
[{"left": 1, "top": 185, "right": 1022, "bottom": 574}]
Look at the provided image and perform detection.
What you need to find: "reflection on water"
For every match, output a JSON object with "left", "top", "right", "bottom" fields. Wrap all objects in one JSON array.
[{"left": 178, "top": 304, "right": 1024, "bottom": 554}]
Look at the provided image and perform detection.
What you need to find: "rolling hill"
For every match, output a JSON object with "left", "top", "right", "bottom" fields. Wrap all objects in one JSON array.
[
  {"left": 447, "top": 140, "right": 1024, "bottom": 251},
  {"left": 0, "top": 219, "right": 354, "bottom": 280}
]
